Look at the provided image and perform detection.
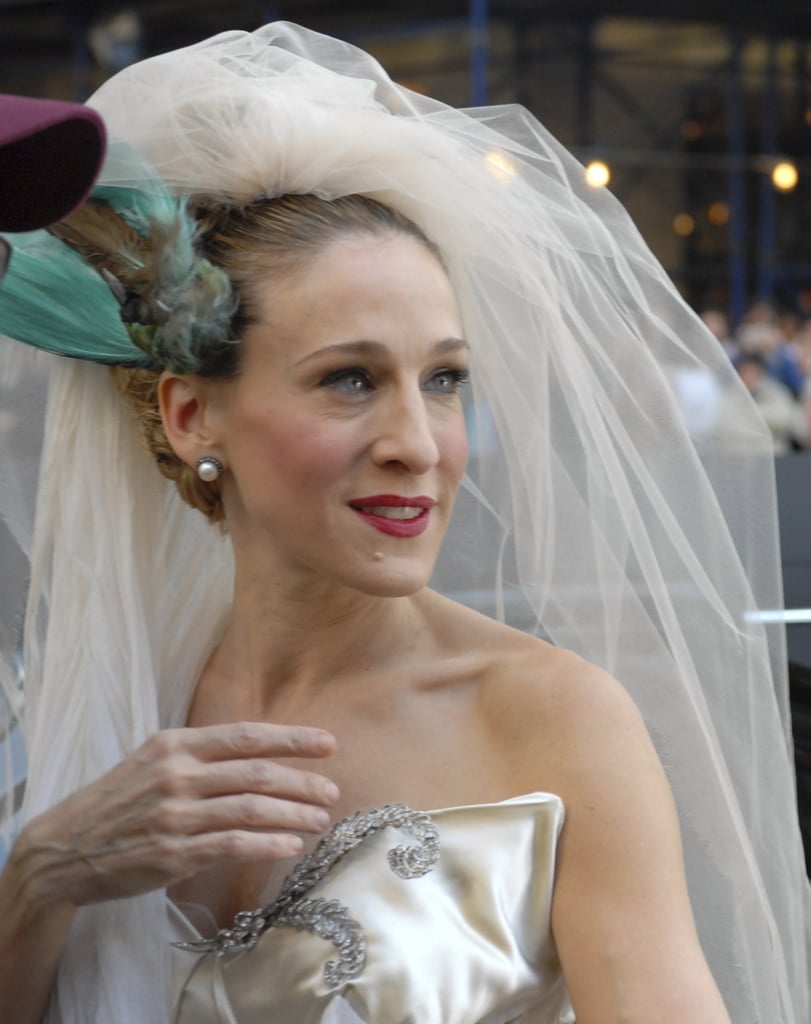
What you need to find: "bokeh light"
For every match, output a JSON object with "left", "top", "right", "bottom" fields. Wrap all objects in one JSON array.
[
  {"left": 484, "top": 150, "right": 518, "bottom": 184},
  {"left": 772, "top": 161, "right": 798, "bottom": 192},
  {"left": 585, "top": 161, "right": 611, "bottom": 188},
  {"left": 680, "top": 119, "right": 702, "bottom": 142},
  {"left": 673, "top": 212, "right": 696, "bottom": 237},
  {"left": 707, "top": 201, "right": 730, "bottom": 227}
]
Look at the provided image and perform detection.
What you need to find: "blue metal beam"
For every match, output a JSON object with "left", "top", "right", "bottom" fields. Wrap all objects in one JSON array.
[
  {"left": 469, "top": 0, "right": 488, "bottom": 106},
  {"left": 757, "top": 37, "right": 779, "bottom": 303},
  {"left": 727, "top": 29, "right": 748, "bottom": 327}
]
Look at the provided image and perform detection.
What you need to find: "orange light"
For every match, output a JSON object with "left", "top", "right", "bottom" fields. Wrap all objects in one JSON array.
[
  {"left": 673, "top": 212, "right": 696, "bottom": 237},
  {"left": 707, "top": 202, "right": 729, "bottom": 227},
  {"left": 680, "top": 119, "right": 702, "bottom": 142},
  {"left": 772, "top": 162, "right": 798, "bottom": 192},
  {"left": 484, "top": 150, "right": 517, "bottom": 184},
  {"left": 585, "top": 161, "right": 610, "bottom": 188}
]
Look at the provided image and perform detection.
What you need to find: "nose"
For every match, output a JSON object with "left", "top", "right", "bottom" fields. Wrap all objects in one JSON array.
[{"left": 370, "top": 386, "right": 440, "bottom": 475}]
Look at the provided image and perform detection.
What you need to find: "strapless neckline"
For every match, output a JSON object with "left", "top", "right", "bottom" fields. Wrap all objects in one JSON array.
[
  {"left": 171, "top": 790, "right": 565, "bottom": 942},
  {"left": 169, "top": 791, "right": 572, "bottom": 1024}
]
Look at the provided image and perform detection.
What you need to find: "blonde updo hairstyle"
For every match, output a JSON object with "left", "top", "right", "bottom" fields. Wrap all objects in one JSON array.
[{"left": 112, "top": 193, "right": 441, "bottom": 524}]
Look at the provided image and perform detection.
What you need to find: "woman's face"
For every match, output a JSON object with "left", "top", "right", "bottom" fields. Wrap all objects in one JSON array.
[{"left": 210, "top": 231, "right": 469, "bottom": 597}]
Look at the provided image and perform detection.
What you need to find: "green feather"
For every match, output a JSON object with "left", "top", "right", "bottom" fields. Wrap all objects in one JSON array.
[{"left": 0, "top": 141, "right": 238, "bottom": 374}]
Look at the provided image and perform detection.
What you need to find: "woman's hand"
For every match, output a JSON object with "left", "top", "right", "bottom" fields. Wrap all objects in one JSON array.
[{"left": 9, "top": 721, "right": 339, "bottom": 910}]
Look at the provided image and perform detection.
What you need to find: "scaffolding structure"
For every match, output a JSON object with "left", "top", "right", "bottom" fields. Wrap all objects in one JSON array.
[{"left": 1, "top": 1, "right": 811, "bottom": 319}]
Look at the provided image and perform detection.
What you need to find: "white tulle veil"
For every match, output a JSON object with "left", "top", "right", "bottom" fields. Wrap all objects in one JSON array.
[{"left": 0, "top": 21, "right": 808, "bottom": 1023}]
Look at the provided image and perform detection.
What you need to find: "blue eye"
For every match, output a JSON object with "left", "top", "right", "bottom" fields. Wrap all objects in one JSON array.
[
  {"left": 424, "top": 368, "right": 470, "bottom": 394},
  {"left": 319, "top": 368, "right": 373, "bottom": 393}
]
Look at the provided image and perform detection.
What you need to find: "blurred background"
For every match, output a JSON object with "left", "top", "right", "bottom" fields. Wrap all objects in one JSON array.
[
  {"left": 1, "top": 1, "right": 809, "bottom": 861},
  {"left": 4, "top": 1, "right": 811, "bottom": 319}
]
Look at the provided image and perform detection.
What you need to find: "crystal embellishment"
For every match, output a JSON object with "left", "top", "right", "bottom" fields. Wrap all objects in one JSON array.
[{"left": 173, "top": 804, "right": 440, "bottom": 988}]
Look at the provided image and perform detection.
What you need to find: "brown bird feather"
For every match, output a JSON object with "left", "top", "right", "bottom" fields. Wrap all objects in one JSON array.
[{"left": 49, "top": 200, "right": 154, "bottom": 293}]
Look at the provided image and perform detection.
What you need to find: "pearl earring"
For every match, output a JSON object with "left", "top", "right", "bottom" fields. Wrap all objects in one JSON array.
[{"left": 196, "top": 456, "right": 224, "bottom": 482}]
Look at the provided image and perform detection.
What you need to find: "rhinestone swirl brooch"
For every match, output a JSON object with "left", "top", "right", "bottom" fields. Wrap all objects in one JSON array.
[{"left": 173, "top": 803, "right": 440, "bottom": 989}]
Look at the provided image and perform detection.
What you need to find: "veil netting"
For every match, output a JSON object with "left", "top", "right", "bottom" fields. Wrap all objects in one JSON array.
[{"left": 0, "top": 21, "right": 807, "bottom": 1024}]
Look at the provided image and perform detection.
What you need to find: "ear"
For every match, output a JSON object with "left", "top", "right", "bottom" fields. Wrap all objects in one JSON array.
[{"left": 158, "top": 373, "right": 224, "bottom": 470}]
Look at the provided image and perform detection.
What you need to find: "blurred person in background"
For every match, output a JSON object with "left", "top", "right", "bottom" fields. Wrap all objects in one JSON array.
[
  {"left": 0, "top": 94, "right": 105, "bottom": 273},
  {"left": 699, "top": 306, "right": 738, "bottom": 363},
  {"left": 0, "top": 93, "right": 105, "bottom": 699},
  {"left": 793, "top": 317, "right": 811, "bottom": 450},
  {"left": 0, "top": 94, "right": 105, "bottom": 825},
  {"left": 736, "top": 311, "right": 804, "bottom": 398},
  {"left": 736, "top": 351, "right": 805, "bottom": 453}
]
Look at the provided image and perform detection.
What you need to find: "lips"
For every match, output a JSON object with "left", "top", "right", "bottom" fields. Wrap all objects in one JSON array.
[{"left": 348, "top": 494, "right": 436, "bottom": 537}]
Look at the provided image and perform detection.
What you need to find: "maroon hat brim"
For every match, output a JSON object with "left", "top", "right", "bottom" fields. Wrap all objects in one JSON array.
[{"left": 0, "top": 95, "right": 106, "bottom": 234}]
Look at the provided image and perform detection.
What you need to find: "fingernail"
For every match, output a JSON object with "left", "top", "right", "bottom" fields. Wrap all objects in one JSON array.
[
  {"left": 324, "top": 781, "right": 340, "bottom": 803},
  {"left": 314, "top": 732, "right": 334, "bottom": 754}
]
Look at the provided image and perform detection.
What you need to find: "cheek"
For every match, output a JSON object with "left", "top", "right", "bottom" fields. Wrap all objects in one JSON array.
[
  {"left": 440, "top": 418, "right": 469, "bottom": 484},
  {"left": 234, "top": 409, "right": 357, "bottom": 492}
]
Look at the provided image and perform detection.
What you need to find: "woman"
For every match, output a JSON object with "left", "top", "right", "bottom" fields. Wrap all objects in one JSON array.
[{"left": 0, "top": 22, "right": 807, "bottom": 1024}]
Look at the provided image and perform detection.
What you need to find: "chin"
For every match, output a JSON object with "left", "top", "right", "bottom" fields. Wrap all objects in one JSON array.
[{"left": 346, "top": 559, "right": 435, "bottom": 599}]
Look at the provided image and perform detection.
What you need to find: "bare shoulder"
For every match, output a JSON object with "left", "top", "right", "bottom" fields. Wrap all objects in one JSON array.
[
  {"left": 425, "top": 598, "right": 730, "bottom": 1022},
  {"left": 467, "top": 625, "right": 658, "bottom": 800},
  {"left": 422, "top": 589, "right": 641, "bottom": 724},
  {"left": 418, "top": 589, "right": 658, "bottom": 797}
]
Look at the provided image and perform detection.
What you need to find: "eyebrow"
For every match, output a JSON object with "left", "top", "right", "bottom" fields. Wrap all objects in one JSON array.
[{"left": 294, "top": 337, "right": 469, "bottom": 366}]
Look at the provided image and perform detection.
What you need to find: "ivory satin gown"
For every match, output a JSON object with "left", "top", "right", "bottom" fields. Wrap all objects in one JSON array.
[{"left": 169, "top": 793, "right": 575, "bottom": 1023}]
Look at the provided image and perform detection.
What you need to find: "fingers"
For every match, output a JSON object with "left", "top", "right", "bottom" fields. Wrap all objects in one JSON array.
[
  {"left": 176, "top": 829, "right": 307, "bottom": 873},
  {"left": 152, "top": 792, "right": 332, "bottom": 838},
  {"left": 187, "top": 757, "right": 339, "bottom": 807},
  {"left": 142, "top": 721, "right": 336, "bottom": 764},
  {"left": 135, "top": 723, "right": 340, "bottom": 808},
  {"left": 16, "top": 721, "right": 342, "bottom": 909}
]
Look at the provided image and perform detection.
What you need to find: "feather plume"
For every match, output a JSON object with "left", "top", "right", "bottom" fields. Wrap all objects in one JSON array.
[
  {"left": 49, "top": 201, "right": 152, "bottom": 292},
  {"left": 43, "top": 177, "right": 238, "bottom": 373},
  {"left": 0, "top": 142, "right": 237, "bottom": 371}
]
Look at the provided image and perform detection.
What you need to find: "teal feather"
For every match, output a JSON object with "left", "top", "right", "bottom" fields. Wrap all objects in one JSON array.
[
  {"left": 0, "top": 231, "right": 148, "bottom": 366},
  {"left": 0, "top": 142, "right": 238, "bottom": 373}
]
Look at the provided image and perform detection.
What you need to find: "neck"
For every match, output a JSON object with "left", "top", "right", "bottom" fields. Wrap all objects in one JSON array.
[{"left": 190, "top": 560, "right": 430, "bottom": 723}]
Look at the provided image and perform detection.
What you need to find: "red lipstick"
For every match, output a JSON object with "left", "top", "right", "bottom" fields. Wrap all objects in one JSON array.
[{"left": 348, "top": 494, "right": 436, "bottom": 538}]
